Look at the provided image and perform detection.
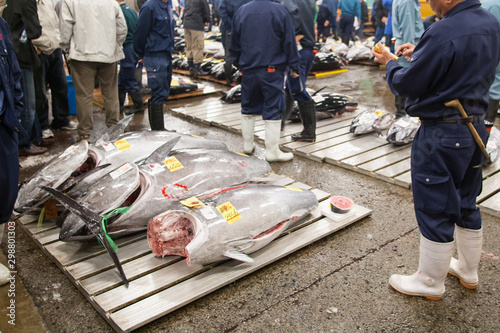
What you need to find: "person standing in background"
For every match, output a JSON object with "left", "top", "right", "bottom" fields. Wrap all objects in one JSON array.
[
  {"left": 373, "top": 0, "right": 389, "bottom": 43},
  {"left": 230, "top": 0, "right": 300, "bottom": 162},
  {"left": 337, "top": 0, "right": 361, "bottom": 46},
  {"left": 134, "top": 0, "right": 175, "bottom": 131},
  {"left": 322, "top": 0, "right": 339, "bottom": 39},
  {"left": 482, "top": 0, "right": 500, "bottom": 132},
  {"left": 183, "top": 0, "right": 210, "bottom": 76},
  {"left": 32, "top": 0, "right": 77, "bottom": 144},
  {"left": 116, "top": 0, "right": 144, "bottom": 115},
  {"left": 59, "top": 0, "right": 127, "bottom": 142},
  {"left": 3, "top": 0, "right": 46, "bottom": 156},
  {"left": 218, "top": 0, "right": 252, "bottom": 85},
  {"left": 391, "top": 0, "right": 424, "bottom": 117},
  {"left": 281, "top": 0, "right": 318, "bottom": 143}
]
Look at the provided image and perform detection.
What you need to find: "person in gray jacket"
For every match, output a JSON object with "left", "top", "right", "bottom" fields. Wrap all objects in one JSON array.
[
  {"left": 183, "top": 0, "right": 210, "bottom": 76},
  {"left": 60, "top": 0, "right": 127, "bottom": 142}
]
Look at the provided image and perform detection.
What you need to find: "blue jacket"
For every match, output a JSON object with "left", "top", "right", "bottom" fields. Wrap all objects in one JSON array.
[
  {"left": 134, "top": 0, "right": 174, "bottom": 58},
  {"left": 230, "top": 0, "right": 300, "bottom": 72},
  {"left": 382, "top": 0, "right": 392, "bottom": 35},
  {"left": 339, "top": 0, "right": 361, "bottom": 21},
  {"left": 385, "top": 0, "right": 500, "bottom": 118},
  {"left": 323, "top": 0, "right": 338, "bottom": 20},
  {"left": 0, "top": 18, "right": 24, "bottom": 135},
  {"left": 392, "top": 0, "right": 424, "bottom": 49},
  {"left": 218, "top": 0, "right": 252, "bottom": 32},
  {"left": 482, "top": 0, "right": 500, "bottom": 100}
]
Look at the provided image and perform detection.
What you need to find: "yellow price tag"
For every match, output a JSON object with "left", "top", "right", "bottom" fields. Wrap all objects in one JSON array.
[
  {"left": 114, "top": 139, "right": 132, "bottom": 151},
  {"left": 171, "top": 79, "right": 180, "bottom": 87},
  {"left": 181, "top": 196, "right": 204, "bottom": 208},
  {"left": 375, "top": 110, "right": 385, "bottom": 117},
  {"left": 164, "top": 156, "right": 184, "bottom": 172},
  {"left": 284, "top": 186, "right": 302, "bottom": 192},
  {"left": 216, "top": 202, "right": 241, "bottom": 224}
]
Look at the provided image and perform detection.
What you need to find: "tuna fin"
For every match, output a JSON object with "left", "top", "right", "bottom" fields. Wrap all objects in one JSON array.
[
  {"left": 58, "top": 163, "right": 112, "bottom": 192},
  {"left": 223, "top": 238, "right": 254, "bottom": 263},
  {"left": 40, "top": 186, "right": 130, "bottom": 288},
  {"left": 223, "top": 248, "right": 254, "bottom": 263},
  {"left": 143, "top": 136, "right": 182, "bottom": 165},
  {"left": 312, "top": 86, "right": 327, "bottom": 96},
  {"left": 95, "top": 115, "right": 134, "bottom": 146}
]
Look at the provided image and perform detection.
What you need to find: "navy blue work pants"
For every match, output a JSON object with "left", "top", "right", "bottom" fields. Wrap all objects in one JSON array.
[
  {"left": 288, "top": 47, "right": 314, "bottom": 103},
  {"left": 241, "top": 68, "right": 285, "bottom": 120},
  {"left": 411, "top": 118, "right": 486, "bottom": 243},
  {"left": 339, "top": 15, "right": 355, "bottom": 45},
  {"left": 0, "top": 122, "right": 19, "bottom": 223},
  {"left": 119, "top": 44, "right": 140, "bottom": 93},
  {"left": 144, "top": 54, "right": 172, "bottom": 104}
]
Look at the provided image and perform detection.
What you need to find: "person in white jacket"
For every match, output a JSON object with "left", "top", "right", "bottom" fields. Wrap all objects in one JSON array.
[
  {"left": 32, "top": 0, "right": 77, "bottom": 140},
  {"left": 59, "top": 0, "right": 127, "bottom": 142}
]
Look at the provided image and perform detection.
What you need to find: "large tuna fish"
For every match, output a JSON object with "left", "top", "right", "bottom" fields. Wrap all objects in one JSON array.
[
  {"left": 147, "top": 184, "right": 319, "bottom": 266},
  {"left": 52, "top": 138, "right": 273, "bottom": 242},
  {"left": 386, "top": 115, "right": 421, "bottom": 145},
  {"left": 15, "top": 130, "right": 228, "bottom": 212},
  {"left": 350, "top": 108, "right": 395, "bottom": 135}
]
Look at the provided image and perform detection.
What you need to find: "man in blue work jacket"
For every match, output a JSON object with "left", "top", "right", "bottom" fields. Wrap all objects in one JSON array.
[
  {"left": 373, "top": 0, "right": 500, "bottom": 300},
  {"left": 281, "top": 0, "right": 318, "bottom": 142},
  {"left": 218, "top": 0, "right": 252, "bottom": 84},
  {"left": 230, "top": 0, "right": 300, "bottom": 162},
  {"left": 134, "top": 0, "right": 175, "bottom": 130}
]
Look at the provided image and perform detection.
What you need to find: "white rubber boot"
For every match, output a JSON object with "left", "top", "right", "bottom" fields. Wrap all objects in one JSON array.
[
  {"left": 389, "top": 235, "right": 454, "bottom": 300},
  {"left": 241, "top": 114, "right": 256, "bottom": 154},
  {"left": 0, "top": 262, "right": 10, "bottom": 286},
  {"left": 265, "top": 120, "right": 293, "bottom": 162},
  {"left": 448, "top": 226, "right": 482, "bottom": 289}
]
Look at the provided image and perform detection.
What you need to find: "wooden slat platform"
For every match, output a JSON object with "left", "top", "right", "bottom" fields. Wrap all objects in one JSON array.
[
  {"left": 170, "top": 97, "right": 500, "bottom": 216},
  {"left": 16, "top": 176, "right": 372, "bottom": 332}
]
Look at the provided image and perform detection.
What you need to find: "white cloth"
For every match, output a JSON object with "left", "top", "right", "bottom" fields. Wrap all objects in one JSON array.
[{"left": 59, "top": 0, "right": 127, "bottom": 63}]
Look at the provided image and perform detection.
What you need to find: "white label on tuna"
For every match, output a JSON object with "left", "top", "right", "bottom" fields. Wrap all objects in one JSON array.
[
  {"left": 145, "top": 163, "right": 165, "bottom": 175},
  {"left": 312, "top": 94, "right": 325, "bottom": 103},
  {"left": 200, "top": 206, "right": 218, "bottom": 220},
  {"left": 110, "top": 163, "right": 133, "bottom": 179},
  {"left": 102, "top": 143, "right": 116, "bottom": 152}
]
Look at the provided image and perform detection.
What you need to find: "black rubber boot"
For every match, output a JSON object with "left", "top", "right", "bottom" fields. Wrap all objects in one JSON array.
[
  {"left": 191, "top": 63, "right": 208, "bottom": 76},
  {"left": 148, "top": 102, "right": 166, "bottom": 131},
  {"left": 124, "top": 90, "right": 144, "bottom": 115},
  {"left": 281, "top": 92, "right": 295, "bottom": 131},
  {"left": 395, "top": 95, "right": 407, "bottom": 118},
  {"left": 291, "top": 100, "right": 316, "bottom": 142},
  {"left": 118, "top": 90, "right": 126, "bottom": 113}
]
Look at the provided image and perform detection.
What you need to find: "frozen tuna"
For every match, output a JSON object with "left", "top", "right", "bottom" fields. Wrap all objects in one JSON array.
[{"left": 147, "top": 184, "right": 319, "bottom": 266}]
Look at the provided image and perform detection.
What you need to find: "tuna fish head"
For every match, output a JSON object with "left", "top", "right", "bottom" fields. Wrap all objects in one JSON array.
[
  {"left": 15, "top": 141, "right": 90, "bottom": 212},
  {"left": 147, "top": 185, "right": 319, "bottom": 266}
]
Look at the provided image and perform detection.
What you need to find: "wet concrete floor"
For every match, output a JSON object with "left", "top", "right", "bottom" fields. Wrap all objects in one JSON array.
[{"left": 1, "top": 64, "right": 500, "bottom": 332}]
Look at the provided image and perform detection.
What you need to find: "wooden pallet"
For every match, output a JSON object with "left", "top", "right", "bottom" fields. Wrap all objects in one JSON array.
[
  {"left": 170, "top": 97, "right": 500, "bottom": 216},
  {"left": 16, "top": 176, "right": 371, "bottom": 332}
]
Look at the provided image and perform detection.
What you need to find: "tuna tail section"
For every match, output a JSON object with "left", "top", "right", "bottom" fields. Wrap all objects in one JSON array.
[{"left": 40, "top": 186, "right": 129, "bottom": 288}]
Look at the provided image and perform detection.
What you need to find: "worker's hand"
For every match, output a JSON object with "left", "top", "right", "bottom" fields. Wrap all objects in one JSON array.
[
  {"left": 336, "top": 15, "right": 341, "bottom": 23},
  {"left": 372, "top": 42, "right": 395, "bottom": 65},
  {"left": 290, "top": 70, "right": 299, "bottom": 78},
  {"left": 325, "top": 20, "right": 330, "bottom": 27},
  {"left": 381, "top": 17, "right": 387, "bottom": 24},
  {"left": 395, "top": 43, "right": 415, "bottom": 61}
]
